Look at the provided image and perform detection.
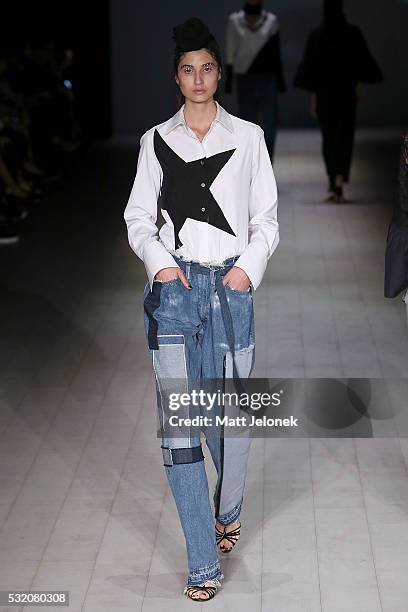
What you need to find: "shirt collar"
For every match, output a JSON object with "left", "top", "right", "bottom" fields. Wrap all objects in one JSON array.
[{"left": 163, "top": 100, "right": 234, "bottom": 135}]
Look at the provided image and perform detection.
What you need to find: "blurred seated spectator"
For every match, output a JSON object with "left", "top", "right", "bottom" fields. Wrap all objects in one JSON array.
[{"left": 0, "top": 42, "right": 84, "bottom": 245}]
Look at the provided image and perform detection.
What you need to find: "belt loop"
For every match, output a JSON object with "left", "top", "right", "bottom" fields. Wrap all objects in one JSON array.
[
  {"left": 210, "top": 269, "right": 215, "bottom": 287},
  {"left": 161, "top": 446, "right": 173, "bottom": 466},
  {"left": 186, "top": 262, "right": 191, "bottom": 281},
  {"left": 214, "top": 272, "right": 247, "bottom": 397}
]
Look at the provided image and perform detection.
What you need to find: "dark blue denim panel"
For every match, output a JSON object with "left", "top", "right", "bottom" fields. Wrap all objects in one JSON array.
[{"left": 143, "top": 281, "right": 162, "bottom": 350}]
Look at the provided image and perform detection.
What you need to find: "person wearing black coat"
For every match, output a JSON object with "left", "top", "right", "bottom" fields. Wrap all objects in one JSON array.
[
  {"left": 384, "top": 133, "right": 408, "bottom": 318},
  {"left": 294, "top": 0, "right": 383, "bottom": 202}
]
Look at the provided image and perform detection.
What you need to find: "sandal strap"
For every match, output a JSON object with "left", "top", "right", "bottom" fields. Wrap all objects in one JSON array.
[
  {"left": 216, "top": 531, "right": 240, "bottom": 542},
  {"left": 221, "top": 534, "right": 240, "bottom": 545},
  {"left": 215, "top": 523, "right": 241, "bottom": 544},
  {"left": 185, "top": 585, "right": 216, "bottom": 599},
  {"left": 223, "top": 526, "right": 241, "bottom": 536},
  {"left": 183, "top": 578, "right": 221, "bottom": 600},
  {"left": 215, "top": 521, "right": 240, "bottom": 533}
]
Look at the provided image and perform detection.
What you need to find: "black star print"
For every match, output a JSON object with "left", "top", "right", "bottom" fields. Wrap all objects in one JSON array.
[{"left": 153, "top": 129, "right": 236, "bottom": 249}]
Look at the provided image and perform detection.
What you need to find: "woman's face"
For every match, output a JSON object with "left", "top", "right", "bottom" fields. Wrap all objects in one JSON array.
[{"left": 175, "top": 49, "right": 221, "bottom": 103}]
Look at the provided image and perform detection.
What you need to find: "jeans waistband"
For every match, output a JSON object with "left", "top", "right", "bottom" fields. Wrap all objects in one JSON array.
[{"left": 172, "top": 254, "right": 240, "bottom": 276}]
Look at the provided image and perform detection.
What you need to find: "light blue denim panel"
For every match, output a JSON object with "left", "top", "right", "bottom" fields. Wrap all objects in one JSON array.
[
  {"left": 221, "top": 336, "right": 253, "bottom": 521},
  {"left": 214, "top": 284, "right": 254, "bottom": 520},
  {"left": 224, "top": 341, "right": 255, "bottom": 380},
  {"left": 218, "top": 435, "right": 251, "bottom": 522},
  {"left": 152, "top": 333, "right": 199, "bottom": 450},
  {"left": 152, "top": 333, "right": 187, "bottom": 378},
  {"left": 221, "top": 282, "right": 255, "bottom": 376}
]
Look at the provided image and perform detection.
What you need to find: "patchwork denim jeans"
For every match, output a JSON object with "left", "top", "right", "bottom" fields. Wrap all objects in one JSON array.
[{"left": 142, "top": 254, "right": 255, "bottom": 585}]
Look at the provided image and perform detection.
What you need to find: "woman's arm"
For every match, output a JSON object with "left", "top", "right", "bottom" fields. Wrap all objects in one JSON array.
[
  {"left": 234, "top": 127, "right": 280, "bottom": 290},
  {"left": 123, "top": 129, "right": 180, "bottom": 291}
]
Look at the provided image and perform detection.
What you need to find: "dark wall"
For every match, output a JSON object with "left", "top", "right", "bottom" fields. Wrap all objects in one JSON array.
[{"left": 111, "top": 0, "right": 408, "bottom": 134}]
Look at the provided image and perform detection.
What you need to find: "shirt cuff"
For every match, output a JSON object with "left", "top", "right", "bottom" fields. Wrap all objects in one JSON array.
[
  {"left": 143, "top": 241, "right": 181, "bottom": 292},
  {"left": 233, "top": 242, "right": 268, "bottom": 291}
]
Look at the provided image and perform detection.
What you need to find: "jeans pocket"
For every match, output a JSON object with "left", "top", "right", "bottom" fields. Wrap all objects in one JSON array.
[
  {"left": 225, "top": 283, "right": 251, "bottom": 295},
  {"left": 154, "top": 277, "right": 180, "bottom": 285}
]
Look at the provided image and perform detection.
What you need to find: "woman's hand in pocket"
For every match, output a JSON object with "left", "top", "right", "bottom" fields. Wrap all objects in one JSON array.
[
  {"left": 154, "top": 267, "right": 191, "bottom": 289},
  {"left": 223, "top": 266, "right": 251, "bottom": 291}
]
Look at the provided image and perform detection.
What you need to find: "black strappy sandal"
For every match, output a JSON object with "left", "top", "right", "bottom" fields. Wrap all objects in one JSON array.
[
  {"left": 215, "top": 519, "right": 241, "bottom": 554},
  {"left": 183, "top": 577, "right": 222, "bottom": 601}
]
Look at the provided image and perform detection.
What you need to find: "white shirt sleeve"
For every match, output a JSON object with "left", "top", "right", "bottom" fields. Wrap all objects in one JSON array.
[
  {"left": 234, "top": 127, "right": 279, "bottom": 290},
  {"left": 225, "top": 15, "right": 239, "bottom": 66},
  {"left": 123, "top": 129, "right": 180, "bottom": 292}
]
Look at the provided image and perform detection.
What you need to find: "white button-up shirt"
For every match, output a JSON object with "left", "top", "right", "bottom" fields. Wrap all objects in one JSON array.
[{"left": 123, "top": 100, "right": 279, "bottom": 292}]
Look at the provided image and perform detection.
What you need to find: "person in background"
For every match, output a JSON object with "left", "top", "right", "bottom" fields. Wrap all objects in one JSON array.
[
  {"left": 294, "top": 0, "right": 383, "bottom": 203},
  {"left": 0, "top": 43, "right": 83, "bottom": 246},
  {"left": 58, "top": 47, "right": 84, "bottom": 144},
  {"left": 384, "top": 133, "right": 408, "bottom": 320},
  {"left": 225, "top": 0, "right": 286, "bottom": 162},
  {"left": 0, "top": 51, "right": 44, "bottom": 244},
  {"left": 0, "top": 52, "right": 44, "bottom": 180},
  {"left": 14, "top": 42, "right": 81, "bottom": 172}
]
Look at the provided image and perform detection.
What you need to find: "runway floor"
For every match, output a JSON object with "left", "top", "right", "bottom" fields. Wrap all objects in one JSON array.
[{"left": 0, "top": 129, "right": 408, "bottom": 611}]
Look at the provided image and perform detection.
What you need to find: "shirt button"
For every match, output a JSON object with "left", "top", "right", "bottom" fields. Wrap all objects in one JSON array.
[
  {"left": 201, "top": 207, "right": 206, "bottom": 212},
  {"left": 201, "top": 182, "right": 206, "bottom": 188},
  {"left": 200, "top": 159, "right": 205, "bottom": 165}
]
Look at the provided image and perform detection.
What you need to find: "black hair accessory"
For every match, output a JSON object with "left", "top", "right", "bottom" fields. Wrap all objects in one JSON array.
[{"left": 172, "top": 17, "right": 218, "bottom": 52}]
